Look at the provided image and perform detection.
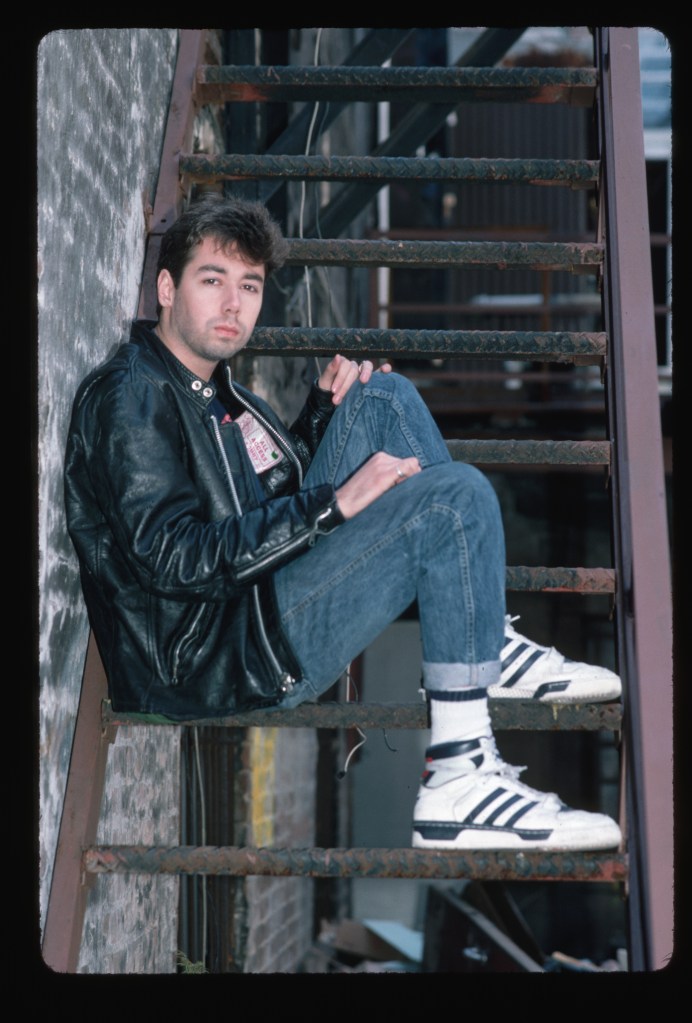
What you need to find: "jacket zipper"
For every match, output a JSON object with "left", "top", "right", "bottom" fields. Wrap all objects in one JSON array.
[
  {"left": 210, "top": 412, "right": 296, "bottom": 695},
  {"left": 170, "top": 602, "right": 207, "bottom": 685}
]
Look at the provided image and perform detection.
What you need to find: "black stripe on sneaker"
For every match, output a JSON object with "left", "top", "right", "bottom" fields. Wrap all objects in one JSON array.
[
  {"left": 532, "top": 681, "right": 571, "bottom": 699},
  {"left": 505, "top": 801, "right": 541, "bottom": 829},
  {"left": 412, "top": 820, "right": 553, "bottom": 842},
  {"left": 413, "top": 822, "right": 466, "bottom": 840},
  {"left": 484, "top": 793, "right": 524, "bottom": 824},
  {"left": 464, "top": 787, "right": 507, "bottom": 822},
  {"left": 459, "top": 786, "right": 544, "bottom": 832},
  {"left": 425, "top": 738, "right": 483, "bottom": 761},
  {"left": 500, "top": 649, "right": 543, "bottom": 687},
  {"left": 502, "top": 638, "right": 527, "bottom": 660}
]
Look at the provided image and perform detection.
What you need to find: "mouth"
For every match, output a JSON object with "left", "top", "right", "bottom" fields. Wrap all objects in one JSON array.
[{"left": 215, "top": 324, "right": 240, "bottom": 338}]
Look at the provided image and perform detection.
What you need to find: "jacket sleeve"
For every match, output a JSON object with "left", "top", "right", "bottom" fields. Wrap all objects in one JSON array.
[
  {"left": 68, "top": 370, "right": 344, "bottom": 603},
  {"left": 288, "top": 379, "right": 337, "bottom": 468}
]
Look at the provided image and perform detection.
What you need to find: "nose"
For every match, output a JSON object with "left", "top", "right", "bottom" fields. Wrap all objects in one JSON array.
[{"left": 223, "top": 284, "right": 240, "bottom": 314}]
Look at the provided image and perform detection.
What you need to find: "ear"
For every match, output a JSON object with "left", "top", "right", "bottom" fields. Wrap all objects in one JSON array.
[{"left": 157, "top": 269, "right": 175, "bottom": 310}]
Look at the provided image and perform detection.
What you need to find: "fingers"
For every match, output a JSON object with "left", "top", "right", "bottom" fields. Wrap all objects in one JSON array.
[
  {"left": 356, "top": 360, "right": 392, "bottom": 381},
  {"left": 316, "top": 354, "right": 342, "bottom": 392},
  {"left": 335, "top": 453, "right": 421, "bottom": 519},
  {"left": 318, "top": 354, "right": 359, "bottom": 405},
  {"left": 392, "top": 455, "right": 421, "bottom": 485},
  {"left": 318, "top": 355, "right": 394, "bottom": 405},
  {"left": 332, "top": 358, "right": 361, "bottom": 404},
  {"left": 354, "top": 359, "right": 372, "bottom": 384}
]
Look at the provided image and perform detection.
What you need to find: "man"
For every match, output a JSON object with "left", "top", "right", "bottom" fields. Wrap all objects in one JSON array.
[{"left": 65, "top": 194, "right": 622, "bottom": 852}]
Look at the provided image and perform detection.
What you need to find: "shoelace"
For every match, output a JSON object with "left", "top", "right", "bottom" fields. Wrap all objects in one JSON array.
[
  {"left": 504, "top": 613, "right": 555, "bottom": 657},
  {"left": 477, "top": 737, "right": 562, "bottom": 807}
]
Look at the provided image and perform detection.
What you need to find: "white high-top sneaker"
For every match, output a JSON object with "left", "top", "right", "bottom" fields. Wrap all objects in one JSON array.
[
  {"left": 487, "top": 616, "right": 622, "bottom": 704},
  {"left": 412, "top": 736, "right": 622, "bottom": 851}
]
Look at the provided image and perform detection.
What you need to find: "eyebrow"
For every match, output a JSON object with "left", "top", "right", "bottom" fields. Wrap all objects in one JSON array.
[{"left": 195, "top": 263, "right": 265, "bottom": 283}]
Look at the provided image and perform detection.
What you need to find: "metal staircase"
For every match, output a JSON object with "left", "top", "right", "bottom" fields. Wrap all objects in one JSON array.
[{"left": 43, "top": 27, "right": 673, "bottom": 974}]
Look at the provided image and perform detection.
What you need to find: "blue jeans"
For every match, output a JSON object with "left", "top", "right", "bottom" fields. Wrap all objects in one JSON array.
[{"left": 272, "top": 373, "right": 506, "bottom": 707}]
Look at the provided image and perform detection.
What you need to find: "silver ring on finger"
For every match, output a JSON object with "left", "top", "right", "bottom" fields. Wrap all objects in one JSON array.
[{"left": 396, "top": 468, "right": 406, "bottom": 480}]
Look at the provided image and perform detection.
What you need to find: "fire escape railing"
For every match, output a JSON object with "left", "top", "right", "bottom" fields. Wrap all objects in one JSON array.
[{"left": 596, "top": 27, "right": 674, "bottom": 973}]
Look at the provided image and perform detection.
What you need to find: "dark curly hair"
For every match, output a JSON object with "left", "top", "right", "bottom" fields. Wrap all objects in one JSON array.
[{"left": 156, "top": 194, "right": 288, "bottom": 288}]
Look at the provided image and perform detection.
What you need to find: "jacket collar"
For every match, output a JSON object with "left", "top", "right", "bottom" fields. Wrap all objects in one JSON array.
[{"left": 130, "top": 319, "right": 221, "bottom": 410}]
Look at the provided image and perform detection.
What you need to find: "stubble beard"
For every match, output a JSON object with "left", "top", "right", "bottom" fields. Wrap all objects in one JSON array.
[{"left": 169, "top": 312, "right": 250, "bottom": 370}]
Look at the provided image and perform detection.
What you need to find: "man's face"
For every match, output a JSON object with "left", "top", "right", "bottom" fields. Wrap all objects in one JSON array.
[{"left": 156, "top": 236, "right": 265, "bottom": 379}]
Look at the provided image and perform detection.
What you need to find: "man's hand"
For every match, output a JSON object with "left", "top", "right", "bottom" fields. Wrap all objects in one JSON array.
[
  {"left": 318, "top": 354, "right": 392, "bottom": 406},
  {"left": 335, "top": 452, "right": 421, "bottom": 520}
]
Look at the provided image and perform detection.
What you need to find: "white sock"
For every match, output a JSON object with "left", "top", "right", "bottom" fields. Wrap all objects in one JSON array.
[{"left": 427, "top": 687, "right": 492, "bottom": 748}]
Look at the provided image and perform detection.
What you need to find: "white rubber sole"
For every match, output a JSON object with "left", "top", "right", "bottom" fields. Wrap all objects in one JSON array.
[
  {"left": 487, "top": 678, "right": 622, "bottom": 704},
  {"left": 411, "top": 818, "right": 622, "bottom": 852}
]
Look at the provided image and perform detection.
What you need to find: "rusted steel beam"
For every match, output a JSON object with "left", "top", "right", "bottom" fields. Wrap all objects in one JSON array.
[
  {"left": 447, "top": 439, "right": 611, "bottom": 466},
  {"left": 138, "top": 29, "right": 209, "bottom": 320},
  {"left": 490, "top": 700, "right": 621, "bottom": 733},
  {"left": 181, "top": 153, "right": 599, "bottom": 188},
  {"left": 283, "top": 238, "right": 604, "bottom": 272},
  {"left": 598, "top": 28, "right": 674, "bottom": 972},
  {"left": 42, "top": 634, "right": 117, "bottom": 973},
  {"left": 84, "top": 844, "right": 627, "bottom": 882},
  {"left": 506, "top": 566, "right": 615, "bottom": 593},
  {"left": 104, "top": 698, "right": 622, "bottom": 733},
  {"left": 248, "top": 327, "right": 606, "bottom": 364},
  {"left": 195, "top": 64, "right": 598, "bottom": 106}
]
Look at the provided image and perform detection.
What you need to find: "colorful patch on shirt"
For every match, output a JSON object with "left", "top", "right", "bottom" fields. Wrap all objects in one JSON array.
[{"left": 236, "top": 411, "right": 285, "bottom": 474}]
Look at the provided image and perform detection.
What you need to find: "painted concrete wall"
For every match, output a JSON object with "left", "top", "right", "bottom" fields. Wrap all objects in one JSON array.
[
  {"left": 37, "top": 28, "right": 180, "bottom": 973},
  {"left": 242, "top": 728, "right": 319, "bottom": 972}
]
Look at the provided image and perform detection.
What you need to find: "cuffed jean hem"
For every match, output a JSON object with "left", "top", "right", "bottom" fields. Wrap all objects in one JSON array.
[{"left": 422, "top": 659, "right": 501, "bottom": 690}]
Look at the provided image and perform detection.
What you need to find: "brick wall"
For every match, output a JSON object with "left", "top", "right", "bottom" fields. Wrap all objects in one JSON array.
[
  {"left": 241, "top": 728, "right": 319, "bottom": 972},
  {"left": 37, "top": 28, "right": 180, "bottom": 973}
]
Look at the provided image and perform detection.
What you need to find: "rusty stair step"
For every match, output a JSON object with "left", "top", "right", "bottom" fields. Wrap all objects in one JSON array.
[
  {"left": 194, "top": 64, "right": 598, "bottom": 106},
  {"left": 282, "top": 238, "right": 603, "bottom": 272},
  {"left": 249, "top": 326, "right": 606, "bottom": 364},
  {"left": 181, "top": 153, "right": 599, "bottom": 188},
  {"left": 83, "top": 844, "right": 627, "bottom": 883},
  {"left": 447, "top": 439, "right": 610, "bottom": 466},
  {"left": 104, "top": 696, "right": 622, "bottom": 732}
]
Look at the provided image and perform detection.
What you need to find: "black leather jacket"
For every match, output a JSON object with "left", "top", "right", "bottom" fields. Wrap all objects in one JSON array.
[{"left": 64, "top": 321, "right": 344, "bottom": 719}]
